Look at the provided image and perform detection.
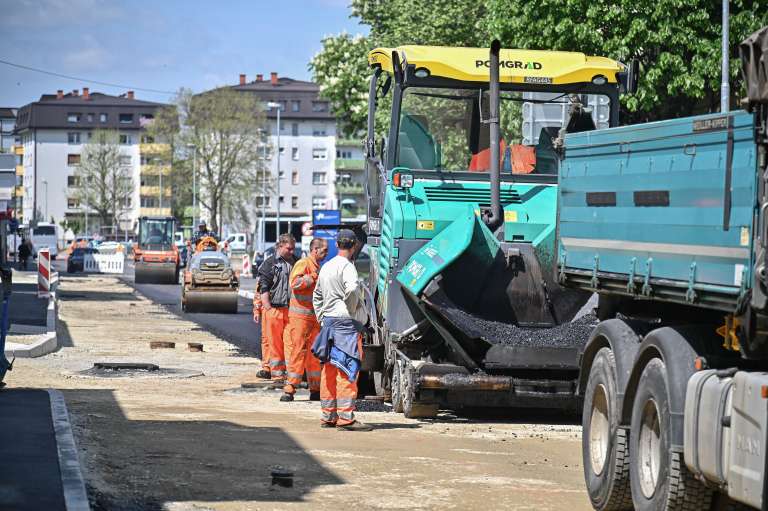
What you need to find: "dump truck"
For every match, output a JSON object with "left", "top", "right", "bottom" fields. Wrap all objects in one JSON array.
[
  {"left": 181, "top": 235, "right": 239, "bottom": 313},
  {"left": 360, "top": 43, "right": 638, "bottom": 417},
  {"left": 557, "top": 28, "right": 768, "bottom": 511},
  {"left": 134, "top": 216, "right": 180, "bottom": 284}
]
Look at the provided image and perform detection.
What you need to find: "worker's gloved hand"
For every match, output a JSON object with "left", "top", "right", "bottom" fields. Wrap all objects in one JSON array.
[{"left": 252, "top": 309, "right": 261, "bottom": 323}]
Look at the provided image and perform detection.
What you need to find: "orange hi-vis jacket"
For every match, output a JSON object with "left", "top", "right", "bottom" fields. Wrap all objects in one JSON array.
[{"left": 288, "top": 256, "right": 320, "bottom": 319}]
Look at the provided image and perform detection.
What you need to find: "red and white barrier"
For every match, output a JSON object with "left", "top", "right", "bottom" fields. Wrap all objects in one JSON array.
[
  {"left": 83, "top": 253, "right": 125, "bottom": 274},
  {"left": 38, "top": 248, "right": 51, "bottom": 298},
  {"left": 241, "top": 254, "right": 252, "bottom": 277}
]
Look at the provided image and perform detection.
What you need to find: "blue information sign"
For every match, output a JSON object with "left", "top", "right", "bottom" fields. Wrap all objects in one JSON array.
[{"left": 311, "top": 209, "right": 341, "bottom": 263}]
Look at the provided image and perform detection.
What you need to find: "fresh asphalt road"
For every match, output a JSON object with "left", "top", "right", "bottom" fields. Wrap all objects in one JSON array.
[{"left": 119, "top": 261, "right": 263, "bottom": 358}]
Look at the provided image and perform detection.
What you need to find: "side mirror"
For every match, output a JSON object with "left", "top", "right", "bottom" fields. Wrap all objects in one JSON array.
[{"left": 619, "top": 59, "right": 639, "bottom": 94}]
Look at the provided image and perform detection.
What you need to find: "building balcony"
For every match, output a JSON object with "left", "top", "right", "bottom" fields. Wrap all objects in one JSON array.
[
  {"left": 140, "top": 164, "right": 171, "bottom": 176},
  {"left": 14, "top": 185, "right": 23, "bottom": 197},
  {"left": 12, "top": 145, "right": 23, "bottom": 156},
  {"left": 140, "top": 186, "right": 172, "bottom": 197},
  {"left": 140, "top": 207, "right": 172, "bottom": 217},
  {"left": 336, "top": 183, "right": 365, "bottom": 194},
  {"left": 335, "top": 159, "right": 364, "bottom": 171},
  {"left": 336, "top": 138, "right": 363, "bottom": 147},
  {"left": 15, "top": 165, "right": 23, "bottom": 177},
  {"left": 139, "top": 143, "right": 170, "bottom": 155}
]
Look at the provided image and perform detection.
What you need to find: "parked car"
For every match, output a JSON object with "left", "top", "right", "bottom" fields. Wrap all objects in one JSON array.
[{"left": 67, "top": 247, "right": 99, "bottom": 273}]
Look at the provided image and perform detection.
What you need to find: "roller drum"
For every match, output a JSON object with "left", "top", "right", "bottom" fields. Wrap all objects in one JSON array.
[
  {"left": 135, "top": 262, "right": 178, "bottom": 284},
  {"left": 183, "top": 289, "right": 239, "bottom": 314}
]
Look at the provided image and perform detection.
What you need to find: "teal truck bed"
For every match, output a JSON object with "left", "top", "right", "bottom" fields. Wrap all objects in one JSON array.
[{"left": 557, "top": 110, "right": 757, "bottom": 311}]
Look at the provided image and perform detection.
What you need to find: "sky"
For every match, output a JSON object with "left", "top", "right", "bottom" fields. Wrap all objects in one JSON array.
[{"left": 0, "top": 0, "right": 367, "bottom": 107}]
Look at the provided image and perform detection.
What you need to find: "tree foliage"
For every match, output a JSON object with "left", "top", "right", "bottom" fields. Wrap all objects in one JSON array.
[
  {"left": 150, "top": 88, "right": 269, "bottom": 233},
  {"left": 312, "top": 0, "right": 768, "bottom": 134},
  {"left": 72, "top": 129, "right": 133, "bottom": 232}
]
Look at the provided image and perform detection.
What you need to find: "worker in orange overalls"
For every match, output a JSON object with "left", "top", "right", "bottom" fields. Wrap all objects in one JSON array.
[
  {"left": 254, "top": 233, "right": 297, "bottom": 382},
  {"left": 280, "top": 237, "right": 329, "bottom": 402}
]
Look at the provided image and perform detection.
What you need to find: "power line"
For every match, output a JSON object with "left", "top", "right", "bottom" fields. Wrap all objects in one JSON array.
[{"left": 0, "top": 57, "right": 177, "bottom": 95}]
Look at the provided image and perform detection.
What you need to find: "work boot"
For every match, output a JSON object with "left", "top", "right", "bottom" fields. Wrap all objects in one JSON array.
[
  {"left": 309, "top": 391, "right": 320, "bottom": 402},
  {"left": 280, "top": 393, "right": 294, "bottom": 402},
  {"left": 256, "top": 369, "right": 271, "bottom": 379},
  {"left": 320, "top": 422, "right": 336, "bottom": 428},
  {"left": 336, "top": 421, "right": 373, "bottom": 432}
]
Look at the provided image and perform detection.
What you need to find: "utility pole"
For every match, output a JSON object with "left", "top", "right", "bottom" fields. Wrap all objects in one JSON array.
[
  {"left": 267, "top": 102, "right": 281, "bottom": 236},
  {"left": 186, "top": 144, "right": 197, "bottom": 228},
  {"left": 721, "top": 0, "right": 730, "bottom": 113}
]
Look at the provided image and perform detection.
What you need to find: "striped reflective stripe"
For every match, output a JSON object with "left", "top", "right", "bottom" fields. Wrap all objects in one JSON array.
[
  {"left": 289, "top": 306, "right": 315, "bottom": 316},
  {"left": 322, "top": 411, "right": 338, "bottom": 422},
  {"left": 287, "top": 372, "right": 303, "bottom": 380},
  {"left": 336, "top": 398, "right": 355, "bottom": 409},
  {"left": 320, "top": 399, "right": 337, "bottom": 408},
  {"left": 292, "top": 293, "right": 313, "bottom": 303},
  {"left": 338, "top": 411, "right": 354, "bottom": 421},
  {"left": 307, "top": 371, "right": 321, "bottom": 377},
  {"left": 269, "top": 359, "right": 286, "bottom": 366}
]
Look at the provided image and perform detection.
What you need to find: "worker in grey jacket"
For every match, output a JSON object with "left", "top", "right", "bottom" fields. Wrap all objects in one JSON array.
[
  {"left": 312, "top": 229, "right": 371, "bottom": 431},
  {"left": 255, "top": 233, "right": 296, "bottom": 381}
]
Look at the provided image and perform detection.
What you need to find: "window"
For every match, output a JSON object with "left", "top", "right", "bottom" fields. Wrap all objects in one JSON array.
[
  {"left": 140, "top": 196, "right": 160, "bottom": 208},
  {"left": 119, "top": 113, "right": 133, "bottom": 124},
  {"left": 312, "top": 101, "right": 329, "bottom": 113},
  {"left": 291, "top": 169, "right": 299, "bottom": 185},
  {"left": 140, "top": 175, "right": 160, "bottom": 186},
  {"left": 67, "top": 198, "right": 80, "bottom": 209},
  {"left": 67, "top": 132, "right": 81, "bottom": 144},
  {"left": 279, "top": 195, "right": 285, "bottom": 204},
  {"left": 256, "top": 195, "right": 271, "bottom": 207},
  {"left": 140, "top": 135, "right": 154, "bottom": 143},
  {"left": 291, "top": 147, "right": 299, "bottom": 161},
  {"left": 291, "top": 100, "right": 301, "bottom": 112},
  {"left": 67, "top": 176, "right": 79, "bottom": 187},
  {"left": 312, "top": 148, "right": 327, "bottom": 160},
  {"left": 312, "top": 126, "right": 327, "bottom": 136},
  {"left": 86, "top": 132, "right": 93, "bottom": 140},
  {"left": 337, "top": 150, "right": 352, "bottom": 159},
  {"left": 119, "top": 134, "right": 132, "bottom": 145},
  {"left": 86, "top": 113, "right": 94, "bottom": 123},
  {"left": 312, "top": 196, "right": 326, "bottom": 209},
  {"left": 99, "top": 113, "right": 108, "bottom": 123},
  {"left": 279, "top": 146, "right": 285, "bottom": 155},
  {"left": 312, "top": 172, "right": 327, "bottom": 185},
  {"left": 119, "top": 155, "right": 131, "bottom": 166},
  {"left": 291, "top": 195, "right": 299, "bottom": 208},
  {"left": 291, "top": 123, "right": 299, "bottom": 136},
  {"left": 67, "top": 113, "right": 81, "bottom": 123},
  {"left": 139, "top": 114, "right": 154, "bottom": 126},
  {"left": 67, "top": 154, "right": 81, "bottom": 166}
]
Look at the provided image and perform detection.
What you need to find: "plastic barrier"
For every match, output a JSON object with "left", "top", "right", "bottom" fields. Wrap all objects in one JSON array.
[
  {"left": 38, "top": 248, "right": 51, "bottom": 298},
  {"left": 241, "top": 254, "right": 252, "bottom": 277},
  {"left": 83, "top": 253, "right": 125, "bottom": 274}
]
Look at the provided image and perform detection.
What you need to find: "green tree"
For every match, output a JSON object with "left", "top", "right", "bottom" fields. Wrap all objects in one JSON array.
[{"left": 149, "top": 88, "right": 269, "bottom": 233}]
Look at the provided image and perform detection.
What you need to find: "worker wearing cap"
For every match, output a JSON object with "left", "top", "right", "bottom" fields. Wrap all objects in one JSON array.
[
  {"left": 280, "top": 237, "right": 329, "bottom": 402},
  {"left": 311, "top": 229, "right": 372, "bottom": 431},
  {"left": 255, "top": 233, "right": 297, "bottom": 382}
]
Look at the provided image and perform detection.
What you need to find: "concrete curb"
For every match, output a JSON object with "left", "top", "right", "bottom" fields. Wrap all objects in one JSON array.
[
  {"left": 47, "top": 389, "right": 90, "bottom": 511},
  {"left": 5, "top": 291, "right": 58, "bottom": 358}
]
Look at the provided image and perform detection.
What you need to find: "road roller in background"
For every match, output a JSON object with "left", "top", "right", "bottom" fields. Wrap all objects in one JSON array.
[
  {"left": 181, "top": 236, "right": 239, "bottom": 313},
  {"left": 134, "top": 216, "right": 180, "bottom": 284}
]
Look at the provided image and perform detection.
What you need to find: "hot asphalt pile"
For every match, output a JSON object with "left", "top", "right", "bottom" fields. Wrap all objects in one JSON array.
[{"left": 440, "top": 306, "right": 598, "bottom": 348}]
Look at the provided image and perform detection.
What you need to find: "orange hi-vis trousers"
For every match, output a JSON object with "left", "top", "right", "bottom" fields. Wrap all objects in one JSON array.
[
  {"left": 320, "top": 334, "right": 363, "bottom": 426},
  {"left": 283, "top": 316, "right": 321, "bottom": 393},
  {"left": 259, "top": 311, "right": 270, "bottom": 371},
  {"left": 263, "top": 307, "right": 289, "bottom": 380}
]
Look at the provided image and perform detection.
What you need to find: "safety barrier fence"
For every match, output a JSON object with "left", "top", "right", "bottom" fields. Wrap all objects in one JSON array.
[{"left": 83, "top": 253, "right": 125, "bottom": 274}]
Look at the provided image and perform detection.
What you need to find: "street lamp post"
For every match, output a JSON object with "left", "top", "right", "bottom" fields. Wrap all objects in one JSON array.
[
  {"left": 267, "top": 102, "right": 281, "bottom": 237},
  {"left": 42, "top": 179, "right": 48, "bottom": 220},
  {"left": 721, "top": 0, "right": 730, "bottom": 113}
]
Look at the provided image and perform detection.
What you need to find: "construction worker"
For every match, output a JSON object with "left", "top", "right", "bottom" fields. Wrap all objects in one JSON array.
[
  {"left": 255, "top": 233, "right": 297, "bottom": 382},
  {"left": 311, "top": 229, "right": 371, "bottom": 431},
  {"left": 280, "top": 237, "right": 329, "bottom": 402}
]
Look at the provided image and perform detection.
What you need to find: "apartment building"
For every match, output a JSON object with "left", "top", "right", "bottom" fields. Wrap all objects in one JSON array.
[
  {"left": 0, "top": 108, "right": 18, "bottom": 153},
  {"left": 334, "top": 139, "right": 366, "bottom": 220},
  {"left": 227, "top": 73, "right": 336, "bottom": 249},
  {"left": 14, "top": 89, "right": 170, "bottom": 233}
]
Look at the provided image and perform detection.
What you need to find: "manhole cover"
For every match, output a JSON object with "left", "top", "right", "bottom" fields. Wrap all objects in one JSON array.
[
  {"left": 150, "top": 342, "right": 176, "bottom": 350},
  {"left": 76, "top": 363, "right": 203, "bottom": 379}
]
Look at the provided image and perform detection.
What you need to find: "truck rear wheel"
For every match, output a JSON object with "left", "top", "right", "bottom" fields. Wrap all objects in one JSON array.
[
  {"left": 391, "top": 360, "right": 404, "bottom": 413},
  {"left": 582, "top": 347, "right": 632, "bottom": 511},
  {"left": 629, "top": 358, "right": 712, "bottom": 511}
]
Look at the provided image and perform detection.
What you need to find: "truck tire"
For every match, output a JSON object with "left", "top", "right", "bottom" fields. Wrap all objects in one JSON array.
[
  {"left": 391, "top": 359, "right": 404, "bottom": 413},
  {"left": 582, "top": 347, "right": 632, "bottom": 510},
  {"left": 629, "top": 358, "right": 712, "bottom": 511}
]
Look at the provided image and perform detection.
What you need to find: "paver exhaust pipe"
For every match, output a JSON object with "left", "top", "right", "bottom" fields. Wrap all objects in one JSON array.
[{"left": 485, "top": 39, "right": 503, "bottom": 231}]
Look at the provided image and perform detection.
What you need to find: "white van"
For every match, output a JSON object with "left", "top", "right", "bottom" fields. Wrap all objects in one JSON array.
[
  {"left": 223, "top": 232, "right": 247, "bottom": 253},
  {"left": 31, "top": 223, "right": 59, "bottom": 259}
]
